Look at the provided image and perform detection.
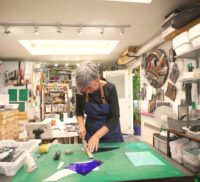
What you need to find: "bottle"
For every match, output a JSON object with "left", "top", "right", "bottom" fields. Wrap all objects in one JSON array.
[{"left": 24, "top": 151, "right": 37, "bottom": 173}]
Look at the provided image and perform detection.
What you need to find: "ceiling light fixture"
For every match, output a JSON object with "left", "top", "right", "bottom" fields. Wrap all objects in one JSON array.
[
  {"left": 4, "top": 25, "right": 11, "bottom": 34},
  {"left": 100, "top": 27, "right": 104, "bottom": 35},
  {"left": 106, "top": 0, "right": 152, "bottom": 3},
  {"left": 55, "top": 63, "right": 58, "bottom": 67},
  {"left": 0, "top": 23, "right": 131, "bottom": 35},
  {"left": 34, "top": 25, "right": 39, "bottom": 35},
  {"left": 65, "top": 63, "right": 69, "bottom": 66},
  {"left": 120, "top": 27, "right": 124, "bottom": 36},
  {"left": 77, "top": 25, "right": 82, "bottom": 35},
  {"left": 56, "top": 25, "right": 62, "bottom": 34}
]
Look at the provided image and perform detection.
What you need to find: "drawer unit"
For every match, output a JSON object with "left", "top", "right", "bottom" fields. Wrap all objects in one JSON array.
[{"left": 0, "top": 109, "right": 19, "bottom": 140}]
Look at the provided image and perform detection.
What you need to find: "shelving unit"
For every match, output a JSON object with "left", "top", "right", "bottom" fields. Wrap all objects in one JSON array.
[{"left": 41, "top": 83, "right": 70, "bottom": 120}]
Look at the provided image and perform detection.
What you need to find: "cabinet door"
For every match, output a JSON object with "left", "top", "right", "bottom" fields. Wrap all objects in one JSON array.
[{"left": 103, "top": 70, "right": 133, "bottom": 134}]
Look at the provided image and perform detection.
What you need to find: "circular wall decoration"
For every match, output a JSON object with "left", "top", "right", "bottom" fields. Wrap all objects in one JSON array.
[{"left": 145, "top": 49, "right": 169, "bottom": 88}]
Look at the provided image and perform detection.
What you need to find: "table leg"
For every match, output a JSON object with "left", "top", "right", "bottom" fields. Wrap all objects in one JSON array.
[
  {"left": 167, "top": 130, "right": 170, "bottom": 157},
  {"left": 74, "top": 136, "right": 78, "bottom": 144}
]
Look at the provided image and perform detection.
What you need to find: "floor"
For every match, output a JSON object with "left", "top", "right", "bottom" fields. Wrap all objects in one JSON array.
[{"left": 123, "top": 134, "right": 141, "bottom": 142}]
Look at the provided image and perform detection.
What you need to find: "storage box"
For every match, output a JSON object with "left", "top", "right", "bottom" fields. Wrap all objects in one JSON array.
[
  {"left": 183, "top": 147, "right": 200, "bottom": 172},
  {"left": 0, "top": 140, "right": 40, "bottom": 176},
  {"left": 189, "top": 23, "right": 200, "bottom": 47},
  {"left": 183, "top": 125, "right": 200, "bottom": 139},
  {"left": 169, "top": 138, "right": 189, "bottom": 164},
  {"left": 172, "top": 31, "right": 193, "bottom": 56},
  {"left": 45, "top": 105, "right": 51, "bottom": 112},
  {"left": 153, "top": 133, "right": 177, "bottom": 154}
]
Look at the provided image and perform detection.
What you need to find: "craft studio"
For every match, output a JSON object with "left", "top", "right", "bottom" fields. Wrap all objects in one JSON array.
[{"left": 0, "top": 0, "right": 200, "bottom": 181}]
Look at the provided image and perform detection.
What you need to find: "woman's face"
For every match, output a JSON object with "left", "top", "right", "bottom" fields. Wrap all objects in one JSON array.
[{"left": 81, "top": 79, "right": 99, "bottom": 93}]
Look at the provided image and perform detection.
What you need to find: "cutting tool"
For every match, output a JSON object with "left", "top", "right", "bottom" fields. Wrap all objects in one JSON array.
[{"left": 82, "top": 140, "right": 94, "bottom": 159}]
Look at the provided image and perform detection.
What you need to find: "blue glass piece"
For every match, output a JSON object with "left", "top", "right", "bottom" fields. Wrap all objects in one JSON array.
[{"left": 66, "top": 160, "right": 102, "bottom": 175}]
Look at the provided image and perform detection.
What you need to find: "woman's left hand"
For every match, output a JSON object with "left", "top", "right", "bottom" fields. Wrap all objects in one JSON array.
[{"left": 87, "top": 135, "right": 99, "bottom": 152}]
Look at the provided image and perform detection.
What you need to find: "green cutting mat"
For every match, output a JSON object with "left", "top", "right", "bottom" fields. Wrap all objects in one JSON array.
[{"left": 11, "top": 142, "right": 186, "bottom": 182}]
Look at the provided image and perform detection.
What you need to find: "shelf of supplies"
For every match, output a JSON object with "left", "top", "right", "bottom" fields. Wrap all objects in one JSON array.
[
  {"left": 175, "top": 45, "right": 200, "bottom": 59},
  {"left": 44, "top": 102, "right": 66, "bottom": 104},
  {"left": 45, "top": 111, "right": 67, "bottom": 114},
  {"left": 178, "top": 77, "right": 200, "bottom": 83}
]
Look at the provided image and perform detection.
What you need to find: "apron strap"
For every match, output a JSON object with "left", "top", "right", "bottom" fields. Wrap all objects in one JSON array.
[
  {"left": 99, "top": 81, "right": 106, "bottom": 104},
  {"left": 86, "top": 92, "right": 89, "bottom": 103},
  {"left": 85, "top": 80, "right": 106, "bottom": 104}
]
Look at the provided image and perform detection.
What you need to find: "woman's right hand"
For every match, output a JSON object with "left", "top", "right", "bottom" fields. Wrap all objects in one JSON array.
[{"left": 79, "top": 126, "right": 86, "bottom": 140}]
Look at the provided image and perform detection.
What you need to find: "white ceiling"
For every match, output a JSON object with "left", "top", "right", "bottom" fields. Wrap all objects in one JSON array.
[{"left": 0, "top": 0, "right": 197, "bottom": 65}]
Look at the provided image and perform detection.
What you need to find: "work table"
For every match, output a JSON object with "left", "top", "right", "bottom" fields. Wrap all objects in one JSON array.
[{"left": 11, "top": 142, "right": 193, "bottom": 182}]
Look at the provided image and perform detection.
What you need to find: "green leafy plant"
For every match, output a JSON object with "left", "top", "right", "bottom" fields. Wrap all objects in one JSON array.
[
  {"left": 132, "top": 67, "right": 140, "bottom": 100},
  {"left": 134, "top": 109, "right": 141, "bottom": 127}
]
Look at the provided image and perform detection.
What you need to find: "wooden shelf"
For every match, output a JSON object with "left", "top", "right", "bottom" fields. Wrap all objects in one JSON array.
[
  {"left": 164, "top": 17, "right": 200, "bottom": 41},
  {"left": 178, "top": 77, "right": 200, "bottom": 83}
]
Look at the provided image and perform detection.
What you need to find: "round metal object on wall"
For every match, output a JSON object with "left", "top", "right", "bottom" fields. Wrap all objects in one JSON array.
[{"left": 145, "top": 49, "right": 169, "bottom": 88}]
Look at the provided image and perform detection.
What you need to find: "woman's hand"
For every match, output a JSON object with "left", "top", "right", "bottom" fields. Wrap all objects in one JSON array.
[
  {"left": 88, "top": 135, "right": 100, "bottom": 152},
  {"left": 78, "top": 126, "right": 86, "bottom": 140}
]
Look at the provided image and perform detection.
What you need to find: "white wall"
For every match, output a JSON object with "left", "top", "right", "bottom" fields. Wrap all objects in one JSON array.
[{"left": 128, "top": 40, "right": 199, "bottom": 144}]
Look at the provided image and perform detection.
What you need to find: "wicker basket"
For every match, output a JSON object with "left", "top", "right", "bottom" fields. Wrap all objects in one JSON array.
[{"left": 168, "top": 118, "right": 200, "bottom": 132}]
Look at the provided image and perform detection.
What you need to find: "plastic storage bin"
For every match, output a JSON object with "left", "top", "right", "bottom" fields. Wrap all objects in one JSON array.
[
  {"left": 0, "top": 140, "right": 40, "bottom": 176},
  {"left": 182, "top": 141, "right": 200, "bottom": 172},
  {"left": 153, "top": 133, "right": 177, "bottom": 154},
  {"left": 169, "top": 138, "right": 189, "bottom": 164},
  {"left": 172, "top": 31, "right": 193, "bottom": 56},
  {"left": 189, "top": 23, "right": 200, "bottom": 48}
]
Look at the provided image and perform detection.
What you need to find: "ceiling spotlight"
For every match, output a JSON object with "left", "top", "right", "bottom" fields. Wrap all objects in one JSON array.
[
  {"left": 4, "top": 25, "right": 11, "bottom": 34},
  {"left": 65, "top": 63, "right": 69, "bottom": 66},
  {"left": 55, "top": 63, "right": 58, "bottom": 67},
  {"left": 34, "top": 25, "right": 39, "bottom": 35},
  {"left": 76, "top": 63, "right": 80, "bottom": 67},
  {"left": 100, "top": 27, "right": 104, "bottom": 35},
  {"left": 120, "top": 27, "right": 124, "bottom": 36},
  {"left": 56, "top": 25, "right": 62, "bottom": 34},
  {"left": 98, "top": 63, "right": 100, "bottom": 66},
  {"left": 77, "top": 25, "right": 82, "bottom": 35}
]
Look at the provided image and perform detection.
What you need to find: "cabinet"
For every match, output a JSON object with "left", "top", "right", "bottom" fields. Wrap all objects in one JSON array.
[{"left": 0, "top": 109, "right": 19, "bottom": 140}]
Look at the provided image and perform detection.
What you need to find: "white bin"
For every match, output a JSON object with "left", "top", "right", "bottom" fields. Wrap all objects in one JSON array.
[{"left": 189, "top": 23, "right": 200, "bottom": 48}]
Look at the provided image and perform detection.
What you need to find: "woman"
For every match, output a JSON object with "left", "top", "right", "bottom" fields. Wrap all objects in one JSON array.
[{"left": 76, "top": 62, "right": 123, "bottom": 153}]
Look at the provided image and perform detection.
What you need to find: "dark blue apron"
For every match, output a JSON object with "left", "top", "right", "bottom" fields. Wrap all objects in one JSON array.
[{"left": 84, "top": 82, "right": 123, "bottom": 143}]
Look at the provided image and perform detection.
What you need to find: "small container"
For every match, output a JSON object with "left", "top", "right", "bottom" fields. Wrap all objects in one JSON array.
[{"left": 24, "top": 151, "right": 37, "bottom": 173}]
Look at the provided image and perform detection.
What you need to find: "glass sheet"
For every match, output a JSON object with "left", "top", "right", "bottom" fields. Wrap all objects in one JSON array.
[
  {"left": 66, "top": 160, "right": 102, "bottom": 175},
  {"left": 125, "top": 151, "right": 165, "bottom": 166}
]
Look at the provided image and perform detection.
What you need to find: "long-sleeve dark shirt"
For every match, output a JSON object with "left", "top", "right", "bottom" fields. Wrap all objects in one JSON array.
[{"left": 76, "top": 82, "right": 120, "bottom": 130}]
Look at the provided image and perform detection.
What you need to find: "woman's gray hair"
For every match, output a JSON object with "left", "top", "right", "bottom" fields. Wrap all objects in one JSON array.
[{"left": 76, "top": 62, "right": 99, "bottom": 92}]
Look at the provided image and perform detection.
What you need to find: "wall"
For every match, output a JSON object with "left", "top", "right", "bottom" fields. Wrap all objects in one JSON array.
[{"left": 129, "top": 40, "right": 199, "bottom": 145}]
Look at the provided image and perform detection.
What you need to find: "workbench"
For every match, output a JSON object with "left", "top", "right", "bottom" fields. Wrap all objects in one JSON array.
[{"left": 11, "top": 142, "right": 194, "bottom": 182}]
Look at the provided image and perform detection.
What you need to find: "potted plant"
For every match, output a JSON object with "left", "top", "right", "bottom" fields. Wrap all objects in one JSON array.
[{"left": 133, "top": 109, "right": 141, "bottom": 136}]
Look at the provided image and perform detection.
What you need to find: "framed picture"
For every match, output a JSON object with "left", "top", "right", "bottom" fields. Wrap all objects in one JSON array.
[{"left": 169, "top": 48, "right": 176, "bottom": 62}]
